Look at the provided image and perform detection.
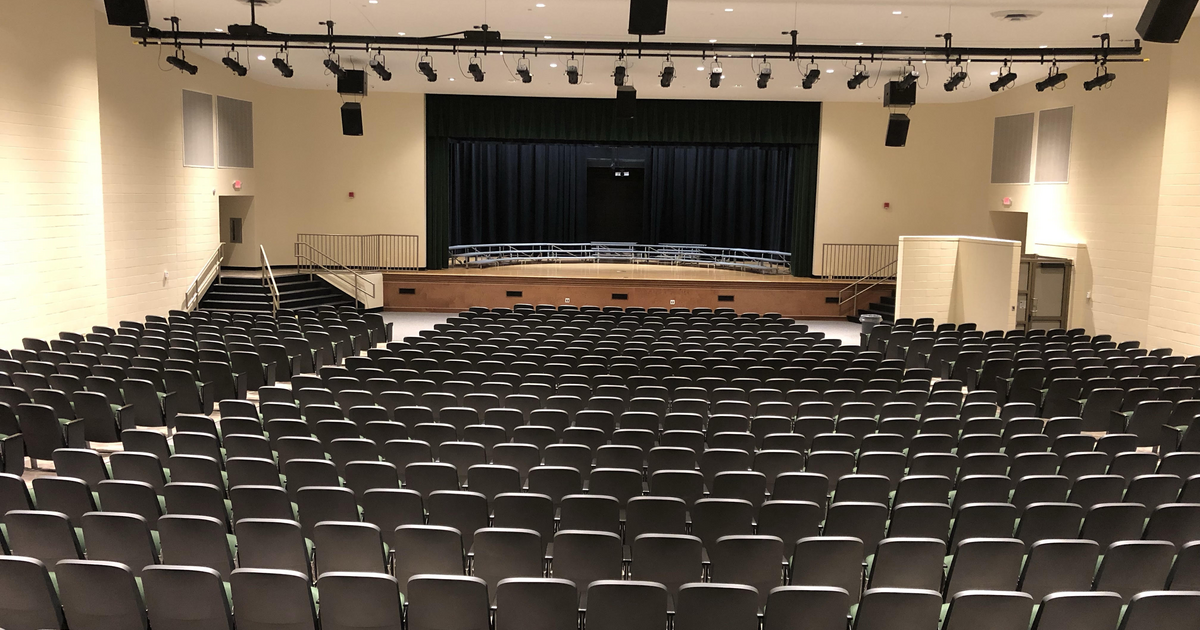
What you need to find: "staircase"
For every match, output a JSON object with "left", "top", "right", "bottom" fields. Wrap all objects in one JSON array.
[
  {"left": 198, "top": 274, "right": 358, "bottom": 314},
  {"left": 847, "top": 289, "right": 897, "bottom": 325}
]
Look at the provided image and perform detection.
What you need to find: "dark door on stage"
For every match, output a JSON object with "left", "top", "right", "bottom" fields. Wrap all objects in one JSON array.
[{"left": 586, "top": 167, "right": 645, "bottom": 242}]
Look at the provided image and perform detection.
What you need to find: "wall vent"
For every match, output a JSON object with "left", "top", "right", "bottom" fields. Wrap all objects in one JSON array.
[
  {"left": 398, "top": 288, "right": 416, "bottom": 295},
  {"left": 718, "top": 295, "right": 735, "bottom": 302},
  {"left": 506, "top": 290, "right": 524, "bottom": 297},
  {"left": 611, "top": 293, "right": 629, "bottom": 300}
]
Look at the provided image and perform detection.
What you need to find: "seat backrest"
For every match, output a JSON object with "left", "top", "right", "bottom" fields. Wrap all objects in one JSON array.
[
  {"left": 1119, "top": 591, "right": 1200, "bottom": 630},
  {"left": 141, "top": 565, "right": 234, "bottom": 630},
  {"left": 551, "top": 530, "right": 623, "bottom": 603},
  {"left": 471, "top": 528, "right": 544, "bottom": 601},
  {"left": 943, "top": 591, "right": 1034, "bottom": 630},
  {"left": 1094, "top": 540, "right": 1176, "bottom": 603},
  {"left": 494, "top": 578, "right": 579, "bottom": 630},
  {"left": 674, "top": 583, "right": 760, "bottom": 630},
  {"left": 230, "top": 568, "right": 318, "bottom": 630},
  {"left": 629, "top": 533, "right": 703, "bottom": 608},
  {"left": 80, "top": 511, "right": 158, "bottom": 578},
  {"left": 234, "top": 519, "right": 312, "bottom": 579},
  {"left": 5, "top": 510, "right": 83, "bottom": 567},
  {"left": 585, "top": 580, "right": 669, "bottom": 630},
  {"left": 406, "top": 575, "right": 489, "bottom": 630},
  {"left": 393, "top": 525, "right": 465, "bottom": 598},
  {"left": 764, "top": 586, "right": 851, "bottom": 630},
  {"left": 158, "top": 514, "right": 236, "bottom": 580},
  {"left": 944, "top": 538, "right": 1025, "bottom": 600},
  {"left": 56, "top": 559, "right": 148, "bottom": 630},
  {"left": 853, "top": 588, "right": 943, "bottom": 630},
  {"left": 1031, "top": 592, "right": 1122, "bottom": 630},
  {"left": 711, "top": 535, "right": 785, "bottom": 610},
  {"left": 317, "top": 572, "right": 404, "bottom": 630},
  {"left": 0, "top": 556, "right": 65, "bottom": 630}
]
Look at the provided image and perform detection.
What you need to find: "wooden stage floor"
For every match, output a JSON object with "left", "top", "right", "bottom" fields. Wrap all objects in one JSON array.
[{"left": 383, "top": 263, "right": 893, "bottom": 319}]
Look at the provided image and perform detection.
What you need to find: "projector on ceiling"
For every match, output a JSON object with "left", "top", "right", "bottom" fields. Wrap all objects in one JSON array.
[{"left": 227, "top": 23, "right": 271, "bottom": 38}]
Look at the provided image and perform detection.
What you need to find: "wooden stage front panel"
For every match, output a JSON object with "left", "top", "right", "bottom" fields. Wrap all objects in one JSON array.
[{"left": 383, "top": 264, "right": 893, "bottom": 319}]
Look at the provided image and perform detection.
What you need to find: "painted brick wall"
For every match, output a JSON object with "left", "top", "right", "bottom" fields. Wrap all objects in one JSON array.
[
  {"left": 0, "top": 0, "right": 108, "bottom": 349},
  {"left": 1149, "top": 25, "right": 1200, "bottom": 354},
  {"left": 895, "top": 237, "right": 960, "bottom": 324}
]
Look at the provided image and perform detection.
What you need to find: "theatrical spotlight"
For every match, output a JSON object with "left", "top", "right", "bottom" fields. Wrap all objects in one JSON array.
[
  {"left": 801, "top": 65, "right": 821, "bottom": 89},
  {"left": 990, "top": 63, "right": 1017, "bottom": 91},
  {"left": 898, "top": 69, "right": 919, "bottom": 90},
  {"left": 324, "top": 56, "right": 347, "bottom": 78},
  {"left": 272, "top": 52, "right": 294, "bottom": 78},
  {"left": 418, "top": 54, "right": 438, "bottom": 82},
  {"left": 167, "top": 49, "right": 198, "bottom": 75},
  {"left": 709, "top": 61, "right": 723, "bottom": 88},
  {"left": 223, "top": 48, "right": 248, "bottom": 77},
  {"left": 944, "top": 63, "right": 968, "bottom": 91},
  {"left": 614, "top": 59, "right": 627, "bottom": 86},
  {"left": 660, "top": 59, "right": 675, "bottom": 88},
  {"left": 1084, "top": 64, "right": 1115, "bottom": 91},
  {"left": 370, "top": 55, "right": 393, "bottom": 81},
  {"left": 468, "top": 57, "right": 485, "bottom": 82},
  {"left": 566, "top": 57, "right": 580, "bottom": 84},
  {"left": 847, "top": 63, "right": 869, "bottom": 89},
  {"left": 1036, "top": 64, "right": 1067, "bottom": 91},
  {"left": 516, "top": 57, "right": 533, "bottom": 83},
  {"left": 757, "top": 60, "right": 772, "bottom": 89}
]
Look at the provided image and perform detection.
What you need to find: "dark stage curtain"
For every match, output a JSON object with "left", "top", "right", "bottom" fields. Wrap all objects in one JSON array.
[
  {"left": 646, "top": 145, "right": 796, "bottom": 252},
  {"left": 425, "top": 95, "right": 822, "bottom": 274},
  {"left": 449, "top": 141, "right": 586, "bottom": 245}
]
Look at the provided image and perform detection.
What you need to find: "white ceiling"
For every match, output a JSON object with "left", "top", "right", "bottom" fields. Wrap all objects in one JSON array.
[{"left": 105, "top": 0, "right": 1167, "bottom": 102}]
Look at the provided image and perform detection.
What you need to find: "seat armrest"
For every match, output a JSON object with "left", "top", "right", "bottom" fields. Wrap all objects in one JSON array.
[
  {"left": 1162, "top": 425, "right": 1184, "bottom": 454},
  {"left": 264, "top": 362, "right": 277, "bottom": 388},
  {"left": 117, "top": 404, "right": 137, "bottom": 431},
  {"left": 235, "top": 372, "right": 248, "bottom": 400},
  {"left": 291, "top": 357, "right": 305, "bottom": 380},
  {"left": 63, "top": 418, "right": 87, "bottom": 448},
  {"left": 0, "top": 433, "right": 24, "bottom": 476},
  {"left": 200, "top": 381, "right": 215, "bottom": 415}
]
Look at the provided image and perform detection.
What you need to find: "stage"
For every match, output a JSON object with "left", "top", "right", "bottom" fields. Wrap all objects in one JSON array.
[{"left": 383, "top": 263, "right": 894, "bottom": 319}]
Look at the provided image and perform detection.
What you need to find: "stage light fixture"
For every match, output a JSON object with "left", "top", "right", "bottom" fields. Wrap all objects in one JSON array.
[
  {"left": 418, "top": 54, "right": 438, "bottom": 82},
  {"left": 516, "top": 57, "right": 532, "bottom": 83},
  {"left": 709, "top": 60, "right": 723, "bottom": 88},
  {"left": 370, "top": 54, "right": 393, "bottom": 81},
  {"left": 801, "top": 64, "right": 821, "bottom": 89},
  {"left": 272, "top": 54, "right": 294, "bottom": 78},
  {"left": 756, "top": 60, "right": 772, "bottom": 89},
  {"left": 944, "top": 64, "right": 968, "bottom": 91},
  {"left": 614, "top": 59, "right": 627, "bottom": 86},
  {"left": 989, "top": 63, "right": 1017, "bottom": 91},
  {"left": 1035, "top": 63, "right": 1067, "bottom": 91},
  {"left": 1084, "top": 65, "right": 1115, "bottom": 91},
  {"left": 847, "top": 62, "right": 869, "bottom": 89},
  {"left": 898, "top": 70, "right": 919, "bottom": 90},
  {"left": 324, "top": 56, "right": 347, "bottom": 78},
  {"left": 166, "top": 49, "right": 198, "bottom": 75},
  {"left": 566, "top": 57, "right": 581, "bottom": 84},
  {"left": 223, "top": 48, "right": 248, "bottom": 76},
  {"left": 468, "top": 57, "right": 485, "bottom": 82},
  {"left": 660, "top": 59, "right": 675, "bottom": 87}
]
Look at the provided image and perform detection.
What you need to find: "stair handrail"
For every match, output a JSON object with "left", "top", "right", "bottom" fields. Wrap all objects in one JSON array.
[
  {"left": 182, "top": 243, "right": 225, "bottom": 312},
  {"left": 261, "top": 245, "right": 281, "bottom": 314},
  {"left": 838, "top": 259, "right": 898, "bottom": 316},
  {"left": 294, "top": 241, "right": 376, "bottom": 308}
]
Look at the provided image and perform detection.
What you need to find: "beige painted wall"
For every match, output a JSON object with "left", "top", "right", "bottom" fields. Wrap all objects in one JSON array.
[
  {"left": 813, "top": 101, "right": 996, "bottom": 276},
  {"left": 0, "top": 0, "right": 108, "bottom": 349},
  {"left": 895, "top": 236, "right": 960, "bottom": 324},
  {"left": 952, "top": 237, "right": 1022, "bottom": 331},
  {"left": 1148, "top": 24, "right": 1200, "bottom": 355}
]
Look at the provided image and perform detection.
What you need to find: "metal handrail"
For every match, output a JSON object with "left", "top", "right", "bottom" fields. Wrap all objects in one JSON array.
[
  {"left": 838, "top": 259, "right": 898, "bottom": 315},
  {"left": 822, "top": 243, "right": 899, "bottom": 280},
  {"left": 447, "top": 242, "right": 792, "bottom": 275},
  {"left": 295, "top": 242, "right": 377, "bottom": 307},
  {"left": 295, "top": 234, "right": 420, "bottom": 271},
  {"left": 182, "top": 244, "right": 224, "bottom": 311},
  {"left": 261, "top": 245, "right": 281, "bottom": 314}
]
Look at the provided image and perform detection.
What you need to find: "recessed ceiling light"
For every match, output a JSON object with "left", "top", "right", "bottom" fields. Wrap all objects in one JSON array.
[
  {"left": 921, "top": 60, "right": 926, "bottom": 64},
  {"left": 697, "top": 66, "right": 706, "bottom": 71},
  {"left": 398, "top": 32, "right": 406, "bottom": 35},
  {"left": 257, "top": 55, "right": 267, "bottom": 60},
  {"left": 1039, "top": 44, "right": 1048, "bottom": 48},
  {"left": 536, "top": 2, "right": 546, "bottom": 6},
  {"left": 544, "top": 35, "right": 552, "bottom": 39},
  {"left": 990, "top": 71, "right": 999, "bottom": 75},
  {"left": 855, "top": 42, "right": 864, "bottom": 45},
  {"left": 550, "top": 63, "right": 558, "bottom": 67},
  {"left": 709, "top": 39, "right": 718, "bottom": 43},
  {"left": 892, "top": 10, "right": 902, "bottom": 15},
  {"left": 1103, "top": 12, "right": 1113, "bottom": 18},
  {"left": 449, "top": 77, "right": 455, "bottom": 81},
  {"left": 724, "top": 7, "right": 733, "bottom": 11},
  {"left": 369, "top": 0, "right": 377, "bottom": 4},
  {"left": 215, "top": 28, "right": 224, "bottom": 32}
]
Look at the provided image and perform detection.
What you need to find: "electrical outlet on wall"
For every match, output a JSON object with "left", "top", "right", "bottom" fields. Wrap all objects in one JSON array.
[
  {"left": 670, "top": 299, "right": 676, "bottom": 305},
  {"left": 564, "top": 297, "right": 571, "bottom": 304}
]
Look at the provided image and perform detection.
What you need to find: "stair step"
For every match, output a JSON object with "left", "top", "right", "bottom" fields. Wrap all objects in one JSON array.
[{"left": 868, "top": 302, "right": 896, "bottom": 315}]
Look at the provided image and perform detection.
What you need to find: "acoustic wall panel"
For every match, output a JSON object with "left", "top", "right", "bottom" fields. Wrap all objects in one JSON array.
[
  {"left": 181, "top": 90, "right": 215, "bottom": 168},
  {"left": 1035, "top": 107, "right": 1073, "bottom": 183},
  {"left": 217, "top": 96, "right": 254, "bottom": 168},
  {"left": 990, "top": 113, "right": 1035, "bottom": 184}
]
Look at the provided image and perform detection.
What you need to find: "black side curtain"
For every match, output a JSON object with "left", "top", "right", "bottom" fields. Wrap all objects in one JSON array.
[{"left": 426, "top": 95, "right": 821, "bottom": 276}]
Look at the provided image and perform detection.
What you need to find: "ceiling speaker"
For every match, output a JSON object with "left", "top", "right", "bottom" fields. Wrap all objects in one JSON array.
[
  {"left": 341, "top": 103, "right": 364, "bottom": 137},
  {"left": 629, "top": 0, "right": 669, "bottom": 35},
  {"left": 338, "top": 70, "right": 368, "bottom": 96},
  {"left": 884, "top": 81, "right": 917, "bottom": 107},
  {"left": 1137, "top": 0, "right": 1200, "bottom": 43},
  {"left": 103, "top": 0, "right": 150, "bottom": 26},
  {"left": 615, "top": 86, "right": 637, "bottom": 119},
  {"left": 885, "top": 113, "right": 911, "bottom": 148}
]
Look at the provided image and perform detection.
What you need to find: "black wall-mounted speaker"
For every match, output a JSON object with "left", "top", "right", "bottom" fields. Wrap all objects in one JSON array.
[
  {"left": 103, "top": 0, "right": 150, "bottom": 26},
  {"left": 341, "top": 103, "right": 364, "bottom": 136},
  {"left": 337, "top": 70, "right": 368, "bottom": 96},
  {"left": 629, "top": 0, "right": 669, "bottom": 35},
  {"left": 1137, "top": 0, "right": 1199, "bottom": 43},
  {"left": 885, "top": 113, "right": 911, "bottom": 147},
  {"left": 615, "top": 86, "right": 637, "bottom": 119}
]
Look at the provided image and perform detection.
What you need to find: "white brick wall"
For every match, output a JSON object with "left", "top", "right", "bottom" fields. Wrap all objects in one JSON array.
[
  {"left": 895, "top": 237, "right": 960, "bottom": 323},
  {"left": 0, "top": 0, "right": 108, "bottom": 349}
]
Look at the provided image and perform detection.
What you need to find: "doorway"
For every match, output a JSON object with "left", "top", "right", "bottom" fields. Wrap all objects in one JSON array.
[
  {"left": 587, "top": 166, "right": 645, "bottom": 242},
  {"left": 218, "top": 196, "right": 256, "bottom": 267}
]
